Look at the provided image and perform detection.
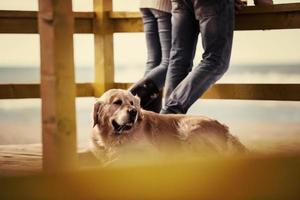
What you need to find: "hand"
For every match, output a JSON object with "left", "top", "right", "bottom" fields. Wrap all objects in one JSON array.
[
  {"left": 235, "top": 0, "right": 246, "bottom": 12},
  {"left": 254, "top": 0, "right": 274, "bottom": 6}
]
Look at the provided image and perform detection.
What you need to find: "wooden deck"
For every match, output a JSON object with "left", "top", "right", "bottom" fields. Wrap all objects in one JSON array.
[
  {"left": 0, "top": 144, "right": 42, "bottom": 176},
  {"left": 1, "top": 136, "right": 300, "bottom": 177},
  {"left": 0, "top": 144, "right": 100, "bottom": 176}
]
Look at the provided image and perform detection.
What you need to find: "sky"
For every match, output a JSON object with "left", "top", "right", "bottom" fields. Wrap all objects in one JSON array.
[{"left": 0, "top": 0, "right": 299, "bottom": 68}]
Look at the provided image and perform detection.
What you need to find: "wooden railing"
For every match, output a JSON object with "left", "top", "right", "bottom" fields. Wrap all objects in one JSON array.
[
  {"left": 1, "top": 3, "right": 300, "bottom": 100},
  {"left": 0, "top": 0, "right": 300, "bottom": 172}
]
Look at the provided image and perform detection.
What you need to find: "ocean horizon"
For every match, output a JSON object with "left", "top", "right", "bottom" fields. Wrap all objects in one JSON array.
[
  {"left": 0, "top": 64, "right": 300, "bottom": 149},
  {"left": 0, "top": 63, "right": 300, "bottom": 83}
]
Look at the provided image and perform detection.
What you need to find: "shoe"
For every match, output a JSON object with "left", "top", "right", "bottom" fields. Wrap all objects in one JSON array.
[
  {"left": 129, "top": 78, "right": 160, "bottom": 111},
  {"left": 143, "top": 92, "right": 162, "bottom": 113}
]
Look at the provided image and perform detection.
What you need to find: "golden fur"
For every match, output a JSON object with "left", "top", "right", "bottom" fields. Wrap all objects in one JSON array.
[{"left": 90, "top": 89, "right": 246, "bottom": 163}]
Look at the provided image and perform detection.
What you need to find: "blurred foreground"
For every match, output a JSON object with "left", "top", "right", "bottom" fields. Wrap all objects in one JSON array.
[{"left": 0, "top": 146, "right": 299, "bottom": 200}]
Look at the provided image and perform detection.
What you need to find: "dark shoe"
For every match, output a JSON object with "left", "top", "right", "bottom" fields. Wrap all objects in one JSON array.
[
  {"left": 129, "top": 78, "right": 160, "bottom": 111},
  {"left": 143, "top": 92, "right": 162, "bottom": 113}
]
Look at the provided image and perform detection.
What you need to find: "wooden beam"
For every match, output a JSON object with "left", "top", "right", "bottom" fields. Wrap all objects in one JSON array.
[
  {"left": 201, "top": 84, "right": 300, "bottom": 101},
  {"left": 1, "top": 3, "right": 300, "bottom": 33},
  {"left": 93, "top": 0, "right": 114, "bottom": 97},
  {"left": 0, "top": 11, "right": 38, "bottom": 33},
  {"left": 114, "top": 83, "right": 300, "bottom": 101},
  {"left": 112, "top": 18, "right": 144, "bottom": 33},
  {"left": 0, "top": 83, "right": 94, "bottom": 99},
  {"left": 38, "top": 0, "right": 77, "bottom": 171},
  {"left": 111, "top": 3, "right": 300, "bottom": 32},
  {"left": 0, "top": 84, "right": 40, "bottom": 99},
  {"left": 236, "top": 4, "right": 300, "bottom": 30},
  {"left": 74, "top": 12, "right": 94, "bottom": 33},
  {"left": 1, "top": 83, "right": 300, "bottom": 101},
  {"left": 0, "top": 11, "right": 93, "bottom": 33}
]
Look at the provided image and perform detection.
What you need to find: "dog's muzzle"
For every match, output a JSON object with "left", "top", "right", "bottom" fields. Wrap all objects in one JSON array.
[
  {"left": 112, "top": 120, "right": 134, "bottom": 134},
  {"left": 111, "top": 108, "right": 138, "bottom": 134}
]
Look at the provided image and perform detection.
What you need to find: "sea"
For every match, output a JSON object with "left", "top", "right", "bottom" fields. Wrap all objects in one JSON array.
[{"left": 0, "top": 63, "right": 300, "bottom": 152}]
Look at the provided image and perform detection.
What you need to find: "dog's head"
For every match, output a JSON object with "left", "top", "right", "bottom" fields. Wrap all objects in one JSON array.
[{"left": 93, "top": 89, "right": 143, "bottom": 136}]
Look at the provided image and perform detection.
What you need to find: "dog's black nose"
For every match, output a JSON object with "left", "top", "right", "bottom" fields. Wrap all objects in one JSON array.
[{"left": 128, "top": 108, "right": 137, "bottom": 118}]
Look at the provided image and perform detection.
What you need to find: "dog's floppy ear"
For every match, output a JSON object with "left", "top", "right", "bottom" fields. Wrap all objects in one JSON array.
[
  {"left": 93, "top": 101, "right": 105, "bottom": 127},
  {"left": 134, "top": 95, "right": 144, "bottom": 121}
]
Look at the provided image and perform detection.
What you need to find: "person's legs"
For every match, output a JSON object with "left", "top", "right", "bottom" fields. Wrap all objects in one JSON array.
[
  {"left": 163, "top": 0, "right": 199, "bottom": 105},
  {"left": 130, "top": 8, "right": 171, "bottom": 113},
  {"left": 143, "top": 9, "right": 172, "bottom": 112},
  {"left": 140, "top": 8, "right": 162, "bottom": 74},
  {"left": 163, "top": 0, "right": 235, "bottom": 114},
  {"left": 145, "top": 9, "right": 172, "bottom": 89}
]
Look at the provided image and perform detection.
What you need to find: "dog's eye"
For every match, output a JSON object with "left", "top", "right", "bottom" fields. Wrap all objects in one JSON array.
[
  {"left": 130, "top": 101, "right": 134, "bottom": 105},
  {"left": 113, "top": 99, "right": 122, "bottom": 105}
]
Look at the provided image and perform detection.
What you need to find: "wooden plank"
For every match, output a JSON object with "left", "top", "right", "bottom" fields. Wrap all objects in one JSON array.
[
  {"left": 201, "top": 84, "right": 300, "bottom": 101},
  {"left": 112, "top": 18, "right": 144, "bottom": 33},
  {"left": 111, "top": 3, "right": 300, "bottom": 32},
  {"left": 0, "top": 84, "right": 40, "bottom": 99},
  {"left": 38, "top": 0, "right": 77, "bottom": 171},
  {"left": 109, "top": 12, "right": 141, "bottom": 18},
  {"left": 0, "top": 154, "right": 300, "bottom": 199},
  {"left": 0, "top": 144, "right": 100, "bottom": 176},
  {"left": 77, "top": 83, "right": 95, "bottom": 97},
  {"left": 0, "top": 83, "right": 94, "bottom": 99},
  {"left": 240, "top": 3, "right": 300, "bottom": 14},
  {"left": 236, "top": 5, "right": 300, "bottom": 30},
  {"left": 0, "top": 11, "right": 93, "bottom": 33},
  {"left": 93, "top": 0, "right": 114, "bottom": 97},
  {"left": 0, "top": 11, "right": 38, "bottom": 33},
  {"left": 114, "top": 83, "right": 300, "bottom": 101},
  {"left": 1, "top": 3, "right": 300, "bottom": 33},
  {"left": 1, "top": 83, "right": 300, "bottom": 101},
  {"left": 109, "top": 11, "right": 143, "bottom": 33},
  {"left": 74, "top": 12, "right": 94, "bottom": 33}
]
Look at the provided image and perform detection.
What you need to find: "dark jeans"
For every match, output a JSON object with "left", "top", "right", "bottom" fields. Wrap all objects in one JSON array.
[
  {"left": 162, "top": 0, "right": 235, "bottom": 114},
  {"left": 140, "top": 8, "right": 172, "bottom": 88}
]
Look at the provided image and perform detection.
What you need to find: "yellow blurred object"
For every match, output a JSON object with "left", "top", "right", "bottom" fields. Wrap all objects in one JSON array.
[{"left": 0, "top": 153, "right": 300, "bottom": 200}]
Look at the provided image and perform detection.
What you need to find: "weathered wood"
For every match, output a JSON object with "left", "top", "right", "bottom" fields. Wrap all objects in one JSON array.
[
  {"left": 239, "top": 3, "right": 300, "bottom": 13},
  {"left": 112, "top": 18, "right": 144, "bottom": 33},
  {"left": 1, "top": 3, "right": 300, "bottom": 33},
  {"left": 201, "top": 84, "right": 300, "bottom": 101},
  {"left": 109, "top": 12, "right": 143, "bottom": 32},
  {"left": 236, "top": 5, "right": 300, "bottom": 30},
  {"left": 38, "top": 0, "right": 77, "bottom": 171},
  {"left": 0, "top": 83, "right": 94, "bottom": 99},
  {"left": 74, "top": 13, "right": 94, "bottom": 33},
  {"left": 0, "top": 11, "right": 93, "bottom": 33},
  {"left": 93, "top": 0, "right": 114, "bottom": 97},
  {"left": 0, "top": 11, "right": 38, "bottom": 33},
  {"left": 0, "top": 144, "right": 100, "bottom": 176},
  {"left": 114, "top": 83, "right": 300, "bottom": 101},
  {"left": 1, "top": 83, "right": 300, "bottom": 101},
  {"left": 0, "top": 84, "right": 40, "bottom": 99},
  {"left": 111, "top": 3, "right": 300, "bottom": 32}
]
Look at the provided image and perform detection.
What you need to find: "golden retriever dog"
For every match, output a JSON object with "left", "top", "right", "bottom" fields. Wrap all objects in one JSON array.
[{"left": 90, "top": 89, "right": 246, "bottom": 163}]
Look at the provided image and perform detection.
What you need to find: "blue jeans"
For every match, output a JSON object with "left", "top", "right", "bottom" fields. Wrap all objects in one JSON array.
[
  {"left": 162, "top": 0, "right": 235, "bottom": 114},
  {"left": 140, "top": 8, "right": 172, "bottom": 87}
]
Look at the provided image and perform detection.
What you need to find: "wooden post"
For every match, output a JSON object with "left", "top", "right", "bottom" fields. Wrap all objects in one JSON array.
[
  {"left": 38, "top": 0, "right": 78, "bottom": 171},
  {"left": 93, "top": 0, "right": 114, "bottom": 97}
]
